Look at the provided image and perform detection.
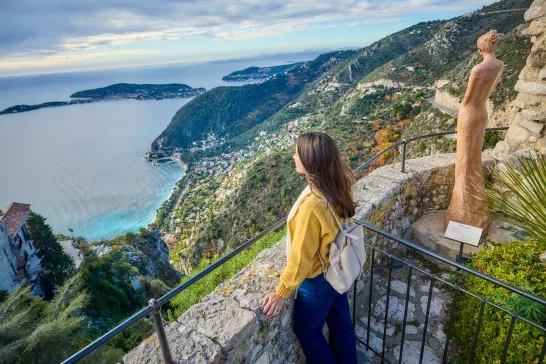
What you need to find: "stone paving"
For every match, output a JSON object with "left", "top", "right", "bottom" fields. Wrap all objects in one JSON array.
[{"left": 354, "top": 253, "right": 455, "bottom": 364}]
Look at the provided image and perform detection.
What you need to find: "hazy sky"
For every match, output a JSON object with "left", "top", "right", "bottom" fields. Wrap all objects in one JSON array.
[{"left": 0, "top": 0, "right": 500, "bottom": 77}]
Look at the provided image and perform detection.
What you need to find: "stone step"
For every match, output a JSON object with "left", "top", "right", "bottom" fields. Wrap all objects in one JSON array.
[{"left": 409, "top": 211, "right": 518, "bottom": 271}]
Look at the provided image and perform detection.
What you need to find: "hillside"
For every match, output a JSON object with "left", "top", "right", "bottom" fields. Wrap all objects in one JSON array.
[
  {"left": 152, "top": 51, "right": 355, "bottom": 150},
  {"left": 177, "top": 20, "right": 446, "bottom": 159},
  {"left": 359, "top": 0, "right": 533, "bottom": 88},
  {"left": 222, "top": 63, "right": 304, "bottom": 82},
  {"left": 71, "top": 83, "right": 205, "bottom": 100},
  {"left": 399, "top": 25, "right": 532, "bottom": 155},
  {"left": 438, "top": 27, "right": 532, "bottom": 110},
  {"left": 151, "top": 0, "right": 531, "bottom": 276}
]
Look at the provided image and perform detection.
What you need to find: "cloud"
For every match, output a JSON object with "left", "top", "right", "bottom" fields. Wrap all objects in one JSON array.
[
  {"left": 0, "top": 50, "right": 154, "bottom": 70},
  {"left": 346, "top": 18, "right": 403, "bottom": 27},
  {"left": 0, "top": 0, "right": 499, "bottom": 62}
]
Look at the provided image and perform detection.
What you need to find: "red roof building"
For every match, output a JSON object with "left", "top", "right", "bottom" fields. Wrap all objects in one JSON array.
[{"left": 0, "top": 202, "right": 31, "bottom": 237}]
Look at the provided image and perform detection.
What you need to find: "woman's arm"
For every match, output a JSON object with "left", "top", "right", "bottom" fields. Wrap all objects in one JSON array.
[{"left": 275, "top": 206, "right": 322, "bottom": 298}]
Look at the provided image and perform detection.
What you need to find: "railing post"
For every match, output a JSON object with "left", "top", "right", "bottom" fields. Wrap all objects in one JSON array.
[
  {"left": 401, "top": 140, "right": 407, "bottom": 173},
  {"left": 149, "top": 299, "right": 173, "bottom": 364}
]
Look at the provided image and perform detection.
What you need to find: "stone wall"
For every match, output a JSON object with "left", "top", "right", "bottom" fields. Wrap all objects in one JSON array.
[
  {"left": 495, "top": 0, "right": 546, "bottom": 157},
  {"left": 434, "top": 79, "right": 507, "bottom": 128},
  {"left": 124, "top": 152, "right": 496, "bottom": 364},
  {"left": 352, "top": 152, "right": 495, "bottom": 253}
]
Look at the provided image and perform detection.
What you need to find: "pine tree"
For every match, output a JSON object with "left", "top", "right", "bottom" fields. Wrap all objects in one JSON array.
[
  {"left": 0, "top": 275, "right": 87, "bottom": 364},
  {"left": 26, "top": 212, "right": 76, "bottom": 286}
]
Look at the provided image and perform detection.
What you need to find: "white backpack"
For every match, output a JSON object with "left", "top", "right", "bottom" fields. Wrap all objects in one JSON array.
[{"left": 317, "top": 202, "right": 367, "bottom": 294}]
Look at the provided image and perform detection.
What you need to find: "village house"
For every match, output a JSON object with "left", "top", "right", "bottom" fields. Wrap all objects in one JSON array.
[{"left": 0, "top": 203, "right": 42, "bottom": 294}]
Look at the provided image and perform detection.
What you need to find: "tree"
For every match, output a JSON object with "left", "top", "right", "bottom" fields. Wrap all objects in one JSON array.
[
  {"left": 0, "top": 275, "right": 87, "bottom": 364},
  {"left": 0, "top": 275, "right": 125, "bottom": 364},
  {"left": 78, "top": 245, "right": 144, "bottom": 332},
  {"left": 26, "top": 212, "right": 75, "bottom": 286}
]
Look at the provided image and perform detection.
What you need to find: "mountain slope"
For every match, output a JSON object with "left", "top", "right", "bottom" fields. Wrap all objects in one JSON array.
[
  {"left": 360, "top": 0, "right": 533, "bottom": 87},
  {"left": 152, "top": 51, "right": 355, "bottom": 150}
]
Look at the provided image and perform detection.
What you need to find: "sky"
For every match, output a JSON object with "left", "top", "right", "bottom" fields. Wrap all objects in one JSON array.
[{"left": 0, "top": 0, "right": 500, "bottom": 77}]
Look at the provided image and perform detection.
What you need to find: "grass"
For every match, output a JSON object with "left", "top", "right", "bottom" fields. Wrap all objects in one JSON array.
[{"left": 168, "top": 227, "right": 287, "bottom": 320}]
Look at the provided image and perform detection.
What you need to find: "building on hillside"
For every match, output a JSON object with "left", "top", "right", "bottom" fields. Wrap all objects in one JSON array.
[{"left": 0, "top": 203, "right": 42, "bottom": 294}]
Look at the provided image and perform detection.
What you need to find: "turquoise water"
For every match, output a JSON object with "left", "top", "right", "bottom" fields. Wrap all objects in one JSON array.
[
  {"left": 0, "top": 99, "right": 186, "bottom": 241},
  {"left": 0, "top": 54, "right": 320, "bottom": 241}
]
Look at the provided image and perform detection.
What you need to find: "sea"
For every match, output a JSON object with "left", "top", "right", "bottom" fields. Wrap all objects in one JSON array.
[{"left": 0, "top": 52, "right": 321, "bottom": 242}]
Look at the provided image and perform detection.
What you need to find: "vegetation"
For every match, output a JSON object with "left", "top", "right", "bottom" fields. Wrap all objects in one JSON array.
[
  {"left": 0, "top": 83, "right": 207, "bottom": 116},
  {"left": 26, "top": 212, "right": 75, "bottom": 287},
  {"left": 169, "top": 228, "right": 286, "bottom": 319},
  {"left": 400, "top": 105, "right": 457, "bottom": 158},
  {"left": 453, "top": 149, "right": 546, "bottom": 363},
  {"left": 153, "top": 50, "right": 355, "bottom": 150},
  {"left": 484, "top": 155, "right": 546, "bottom": 242},
  {"left": 0, "top": 274, "right": 124, "bottom": 364},
  {"left": 442, "top": 29, "right": 533, "bottom": 108},
  {"left": 165, "top": 88, "right": 425, "bottom": 272},
  {"left": 452, "top": 238, "right": 546, "bottom": 363},
  {"left": 334, "top": 21, "right": 443, "bottom": 85},
  {"left": 363, "top": 0, "right": 533, "bottom": 88},
  {"left": 70, "top": 83, "right": 205, "bottom": 100},
  {"left": 170, "top": 150, "right": 306, "bottom": 271},
  {"left": 222, "top": 63, "right": 304, "bottom": 81},
  {"left": 0, "top": 100, "right": 95, "bottom": 115},
  {"left": 80, "top": 229, "right": 180, "bottom": 332}
]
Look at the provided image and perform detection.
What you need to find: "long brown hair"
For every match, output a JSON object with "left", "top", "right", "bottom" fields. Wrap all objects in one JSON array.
[{"left": 296, "top": 132, "right": 356, "bottom": 218}]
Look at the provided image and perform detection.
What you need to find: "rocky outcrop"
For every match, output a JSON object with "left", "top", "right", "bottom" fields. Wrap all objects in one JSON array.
[
  {"left": 433, "top": 88, "right": 496, "bottom": 119},
  {"left": 495, "top": 0, "right": 546, "bottom": 158},
  {"left": 433, "top": 88, "right": 462, "bottom": 111},
  {"left": 357, "top": 79, "right": 408, "bottom": 89},
  {"left": 124, "top": 237, "right": 306, "bottom": 364},
  {"left": 425, "top": 22, "right": 462, "bottom": 66}
]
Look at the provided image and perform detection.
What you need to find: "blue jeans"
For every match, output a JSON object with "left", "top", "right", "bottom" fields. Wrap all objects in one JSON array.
[{"left": 294, "top": 274, "right": 357, "bottom": 364}]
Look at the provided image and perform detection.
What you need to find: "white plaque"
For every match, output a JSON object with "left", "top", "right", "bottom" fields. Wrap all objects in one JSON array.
[{"left": 444, "top": 221, "right": 483, "bottom": 246}]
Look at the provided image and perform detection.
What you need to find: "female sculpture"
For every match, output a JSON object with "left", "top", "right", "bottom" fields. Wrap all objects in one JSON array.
[{"left": 444, "top": 30, "right": 504, "bottom": 236}]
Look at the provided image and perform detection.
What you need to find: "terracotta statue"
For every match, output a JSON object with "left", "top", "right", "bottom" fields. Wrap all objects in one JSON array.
[{"left": 444, "top": 30, "right": 504, "bottom": 236}]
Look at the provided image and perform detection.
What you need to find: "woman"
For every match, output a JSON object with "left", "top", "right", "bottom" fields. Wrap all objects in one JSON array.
[{"left": 262, "top": 131, "right": 357, "bottom": 364}]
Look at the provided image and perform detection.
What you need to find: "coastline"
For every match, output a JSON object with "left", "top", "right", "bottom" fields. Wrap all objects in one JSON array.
[
  {"left": 147, "top": 155, "right": 189, "bottom": 228},
  {"left": 1, "top": 86, "right": 205, "bottom": 116}
]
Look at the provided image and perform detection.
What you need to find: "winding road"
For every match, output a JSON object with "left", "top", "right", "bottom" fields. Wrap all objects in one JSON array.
[{"left": 426, "top": 97, "right": 458, "bottom": 117}]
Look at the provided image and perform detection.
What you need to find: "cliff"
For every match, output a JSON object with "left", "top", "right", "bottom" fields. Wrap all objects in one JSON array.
[{"left": 494, "top": 0, "right": 546, "bottom": 158}]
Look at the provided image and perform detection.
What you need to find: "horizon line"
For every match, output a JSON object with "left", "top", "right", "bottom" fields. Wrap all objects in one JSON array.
[{"left": 0, "top": 46, "right": 363, "bottom": 80}]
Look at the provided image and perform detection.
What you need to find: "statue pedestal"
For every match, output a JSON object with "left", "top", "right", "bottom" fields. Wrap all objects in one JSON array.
[{"left": 410, "top": 211, "right": 516, "bottom": 271}]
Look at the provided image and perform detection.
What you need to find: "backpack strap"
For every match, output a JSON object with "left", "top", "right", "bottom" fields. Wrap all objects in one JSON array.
[
  {"left": 321, "top": 198, "right": 344, "bottom": 230},
  {"left": 317, "top": 252, "right": 328, "bottom": 275}
]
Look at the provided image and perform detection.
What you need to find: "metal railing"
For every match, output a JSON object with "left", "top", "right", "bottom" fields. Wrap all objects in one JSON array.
[
  {"left": 354, "top": 220, "right": 546, "bottom": 364},
  {"left": 62, "top": 126, "right": 519, "bottom": 363}
]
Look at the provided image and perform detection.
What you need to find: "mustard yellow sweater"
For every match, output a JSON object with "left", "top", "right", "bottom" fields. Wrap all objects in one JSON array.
[{"left": 275, "top": 193, "right": 344, "bottom": 299}]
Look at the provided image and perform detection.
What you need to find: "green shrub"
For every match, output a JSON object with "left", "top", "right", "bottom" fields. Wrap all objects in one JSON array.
[
  {"left": 485, "top": 155, "right": 546, "bottom": 243},
  {"left": 452, "top": 239, "right": 546, "bottom": 363},
  {"left": 169, "top": 228, "right": 286, "bottom": 319}
]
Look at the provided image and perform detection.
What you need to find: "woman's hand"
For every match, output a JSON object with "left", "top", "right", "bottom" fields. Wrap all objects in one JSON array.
[{"left": 262, "top": 292, "right": 284, "bottom": 318}]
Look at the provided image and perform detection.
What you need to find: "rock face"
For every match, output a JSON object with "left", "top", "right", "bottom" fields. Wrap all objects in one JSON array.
[
  {"left": 495, "top": 0, "right": 546, "bottom": 158},
  {"left": 124, "top": 238, "right": 306, "bottom": 364}
]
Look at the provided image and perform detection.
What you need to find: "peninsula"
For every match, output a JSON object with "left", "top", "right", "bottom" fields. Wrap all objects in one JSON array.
[
  {"left": 222, "top": 63, "right": 304, "bottom": 82},
  {"left": 0, "top": 83, "right": 206, "bottom": 115},
  {"left": 70, "top": 83, "right": 206, "bottom": 100}
]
